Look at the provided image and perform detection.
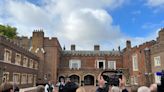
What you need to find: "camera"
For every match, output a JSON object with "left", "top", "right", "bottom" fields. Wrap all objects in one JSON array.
[{"left": 101, "top": 70, "right": 123, "bottom": 86}]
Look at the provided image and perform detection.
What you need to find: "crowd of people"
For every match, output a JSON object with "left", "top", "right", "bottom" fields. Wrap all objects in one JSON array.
[{"left": 0, "top": 73, "right": 161, "bottom": 92}]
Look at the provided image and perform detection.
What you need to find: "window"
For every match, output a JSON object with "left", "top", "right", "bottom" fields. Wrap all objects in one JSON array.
[
  {"left": 34, "top": 62, "right": 38, "bottom": 69},
  {"left": 13, "top": 73, "right": 20, "bottom": 84},
  {"left": 108, "top": 61, "right": 116, "bottom": 70},
  {"left": 4, "top": 49, "right": 12, "bottom": 63},
  {"left": 28, "top": 74, "right": 33, "bottom": 84},
  {"left": 23, "top": 56, "right": 28, "bottom": 67},
  {"left": 131, "top": 76, "right": 138, "bottom": 85},
  {"left": 69, "top": 59, "right": 81, "bottom": 69},
  {"left": 15, "top": 53, "right": 21, "bottom": 65},
  {"left": 2, "top": 72, "right": 9, "bottom": 83},
  {"left": 134, "top": 76, "right": 138, "bottom": 85},
  {"left": 154, "top": 73, "right": 161, "bottom": 84},
  {"left": 29, "top": 59, "right": 33, "bottom": 68},
  {"left": 96, "top": 60, "right": 105, "bottom": 69},
  {"left": 131, "top": 77, "right": 134, "bottom": 85},
  {"left": 33, "top": 75, "right": 37, "bottom": 86},
  {"left": 154, "top": 56, "right": 161, "bottom": 66},
  {"left": 21, "top": 74, "right": 27, "bottom": 84},
  {"left": 132, "top": 54, "right": 138, "bottom": 71}
]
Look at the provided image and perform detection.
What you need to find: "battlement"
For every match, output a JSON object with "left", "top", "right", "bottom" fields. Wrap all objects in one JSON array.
[
  {"left": 33, "top": 29, "right": 44, "bottom": 32},
  {"left": 138, "top": 40, "right": 156, "bottom": 48},
  {"left": 0, "top": 35, "right": 38, "bottom": 58},
  {"left": 32, "top": 29, "right": 44, "bottom": 37},
  {"left": 43, "top": 37, "right": 59, "bottom": 46}
]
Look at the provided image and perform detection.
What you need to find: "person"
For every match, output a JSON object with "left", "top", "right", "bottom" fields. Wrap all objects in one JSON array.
[
  {"left": 149, "top": 84, "right": 157, "bottom": 92},
  {"left": 111, "top": 86, "right": 120, "bottom": 92},
  {"left": 63, "top": 77, "right": 78, "bottom": 92},
  {"left": 56, "top": 78, "right": 65, "bottom": 92},
  {"left": 45, "top": 81, "right": 54, "bottom": 92},
  {"left": 37, "top": 85, "right": 45, "bottom": 92},
  {"left": 0, "top": 82, "right": 14, "bottom": 92},
  {"left": 96, "top": 74, "right": 110, "bottom": 92},
  {"left": 96, "top": 73, "right": 128, "bottom": 92},
  {"left": 76, "top": 87, "right": 86, "bottom": 92},
  {"left": 137, "top": 86, "right": 150, "bottom": 92},
  {"left": 13, "top": 83, "right": 19, "bottom": 92}
]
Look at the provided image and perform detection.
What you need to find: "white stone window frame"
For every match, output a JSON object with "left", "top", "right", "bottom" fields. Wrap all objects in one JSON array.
[
  {"left": 33, "top": 75, "right": 37, "bottom": 86},
  {"left": 2, "top": 72, "right": 9, "bottom": 83},
  {"left": 69, "top": 59, "right": 81, "bottom": 69},
  {"left": 132, "top": 54, "right": 138, "bottom": 71},
  {"left": 34, "top": 62, "right": 38, "bottom": 70},
  {"left": 134, "top": 76, "right": 138, "bottom": 85},
  {"left": 29, "top": 59, "right": 33, "bottom": 68},
  {"left": 28, "top": 74, "right": 33, "bottom": 84},
  {"left": 23, "top": 56, "right": 28, "bottom": 67},
  {"left": 108, "top": 61, "right": 116, "bottom": 70},
  {"left": 4, "top": 48, "right": 12, "bottom": 63},
  {"left": 15, "top": 53, "right": 21, "bottom": 65},
  {"left": 13, "top": 73, "right": 20, "bottom": 84},
  {"left": 21, "top": 73, "right": 27, "bottom": 84},
  {"left": 154, "top": 56, "right": 161, "bottom": 67},
  {"left": 96, "top": 60, "right": 105, "bottom": 69}
]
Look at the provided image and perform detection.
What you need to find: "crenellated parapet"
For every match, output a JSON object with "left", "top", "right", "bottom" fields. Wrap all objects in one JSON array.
[
  {"left": 0, "top": 35, "right": 38, "bottom": 59},
  {"left": 62, "top": 50, "right": 122, "bottom": 57}
]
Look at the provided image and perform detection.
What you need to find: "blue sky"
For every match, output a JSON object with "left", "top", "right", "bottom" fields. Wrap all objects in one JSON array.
[
  {"left": 110, "top": 0, "right": 164, "bottom": 38},
  {"left": 0, "top": 0, "right": 164, "bottom": 50}
]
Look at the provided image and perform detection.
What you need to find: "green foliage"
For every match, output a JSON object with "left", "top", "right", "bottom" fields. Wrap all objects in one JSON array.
[{"left": 0, "top": 24, "right": 17, "bottom": 39}]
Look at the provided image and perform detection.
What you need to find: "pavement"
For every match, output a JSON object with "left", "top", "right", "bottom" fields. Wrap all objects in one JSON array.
[{"left": 20, "top": 86, "right": 133, "bottom": 92}]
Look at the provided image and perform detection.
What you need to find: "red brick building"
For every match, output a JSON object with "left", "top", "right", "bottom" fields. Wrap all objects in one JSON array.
[
  {"left": 123, "top": 40, "right": 156, "bottom": 86},
  {"left": 8, "top": 28, "right": 164, "bottom": 87},
  {"left": 58, "top": 45, "right": 126, "bottom": 86},
  {"left": 151, "top": 28, "right": 164, "bottom": 84},
  {"left": 0, "top": 35, "right": 39, "bottom": 88}
]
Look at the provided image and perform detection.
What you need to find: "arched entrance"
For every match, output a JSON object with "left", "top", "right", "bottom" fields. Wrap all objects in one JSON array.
[
  {"left": 69, "top": 75, "right": 80, "bottom": 84},
  {"left": 84, "top": 75, "right": 94, "bottom": 85}
]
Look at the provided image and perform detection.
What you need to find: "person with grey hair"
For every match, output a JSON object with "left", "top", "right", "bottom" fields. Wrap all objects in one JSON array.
[
  {"left": 137, "top": 86, "right": 150, "bottom": 92},
  {"left": 149, "top": 84, "right": 157, "bottom": 92},
  {"left": 37, "top": 85, "right": 45, "bottom": 92},
  {"left": 111, "top": 86, "right": 120, "bottom": 92}
]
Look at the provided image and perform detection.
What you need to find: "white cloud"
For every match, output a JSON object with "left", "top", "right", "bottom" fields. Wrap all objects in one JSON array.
[
  {"left": 147, "top": 0, "right": 164, "bottom": 7},
  {"left": 0, "top": 0, "right": 160, "bottom": 50}
]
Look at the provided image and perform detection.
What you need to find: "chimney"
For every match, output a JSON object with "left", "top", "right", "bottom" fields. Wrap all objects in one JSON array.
[
  {"left": 118, "top": 46, "right": 120, "bottom": 51},
  {"left": 126, "top": 40, "right": 131, "bottom": 48},
  {"left": 94, "top": 45, "right": 100, "bottom": 51},
  {"left": 71, "top": 44, "right": 75, "bottom": 51}
]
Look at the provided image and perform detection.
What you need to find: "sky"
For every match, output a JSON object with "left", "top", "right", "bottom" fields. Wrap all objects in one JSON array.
[{"left": 0, "top": 0, "right": 164, "bottom": 50}]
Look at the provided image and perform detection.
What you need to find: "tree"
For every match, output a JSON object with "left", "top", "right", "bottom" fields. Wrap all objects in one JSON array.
[{"left": 0, "top": 24, "right": 17, "bottom": 39}]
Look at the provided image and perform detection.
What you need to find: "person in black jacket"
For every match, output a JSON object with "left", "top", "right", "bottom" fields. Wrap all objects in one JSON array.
[
  {"left": 96, "top": 73, "right": 128, "bottom": 92},
  {"left": 63, "top": 77, "right": 78, "bottom": 92}
]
